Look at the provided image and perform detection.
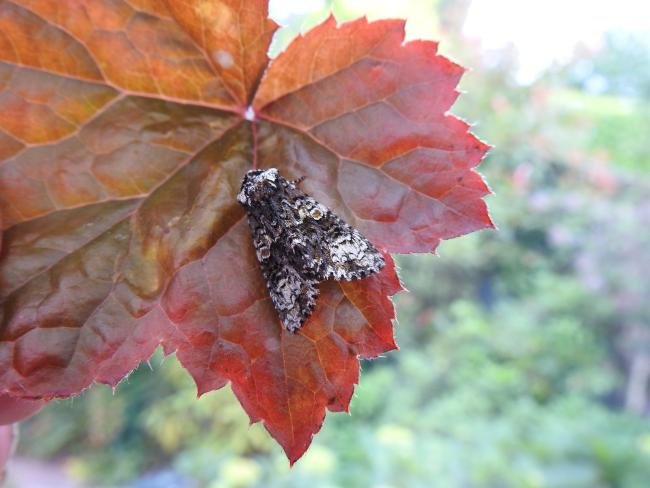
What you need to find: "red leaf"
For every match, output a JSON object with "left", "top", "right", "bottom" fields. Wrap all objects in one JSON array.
[
  {"left": 164, "top": 0, "right": 278, "bottom": 106},
  {"left": 0, "top": 393, "right": 44, "bottom": 425},
  {"left": 166, "top": 246, "right": 401, "bottom": 463},
  {"left": 255, "top": 16, "right": 492, "bottom": 252},
  {"left": 0, "top": 1, "right": 491, "bottom": 462}
]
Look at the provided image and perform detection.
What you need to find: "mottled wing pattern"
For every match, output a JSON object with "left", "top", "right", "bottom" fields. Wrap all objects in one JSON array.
[
  {"left": 290, "top": 195, "right": 386, "bottom": 281},
  {"left": 246, "top": 212, "right": 320, "bottom": 332},
  {"left": 238, "top": 168, "right": 385, "bottom": 332},
  {"left": 264, "top": 261, "right": 319, "bottom": 333}
]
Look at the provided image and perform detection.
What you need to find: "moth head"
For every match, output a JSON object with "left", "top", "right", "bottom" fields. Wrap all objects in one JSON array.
[{"left": 237, "top": 168, "right": 280, "bottom": 205}]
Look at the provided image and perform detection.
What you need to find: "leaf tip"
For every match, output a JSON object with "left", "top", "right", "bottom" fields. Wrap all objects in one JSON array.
[{"left": 483, "top": 205, "right": 498, "bottom": 231}]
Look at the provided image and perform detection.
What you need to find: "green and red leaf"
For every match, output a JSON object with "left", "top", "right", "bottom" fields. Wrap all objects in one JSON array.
[{"left": 0, "top": 0, "right": 491, "bottom": 462}]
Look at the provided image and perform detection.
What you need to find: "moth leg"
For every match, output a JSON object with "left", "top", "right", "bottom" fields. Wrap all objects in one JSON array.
[{"left": 291, "top": 175, "right": 306, "bottom": 186}]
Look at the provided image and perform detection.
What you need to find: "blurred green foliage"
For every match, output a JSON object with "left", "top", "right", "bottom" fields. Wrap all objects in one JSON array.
[{"left": 16, "top": 2, "right": 650, "bottom": 487}]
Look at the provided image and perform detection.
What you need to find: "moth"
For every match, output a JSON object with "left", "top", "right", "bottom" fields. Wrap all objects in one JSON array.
[{"left": 237, "top": 168, "right": 385, "bottom": 332}]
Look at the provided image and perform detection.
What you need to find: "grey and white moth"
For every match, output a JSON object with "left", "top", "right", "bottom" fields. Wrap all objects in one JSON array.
[{"left": 237, "top": 168, "right": 385, "bottom": 332}]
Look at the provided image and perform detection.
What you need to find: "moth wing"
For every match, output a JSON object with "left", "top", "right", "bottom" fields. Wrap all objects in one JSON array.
[
  {"left": 246, "top": 205, "right": 318, "bottom": 332},
  {"left": 295, "top": 197, "right": 385, "bottom": 282},
  {"left": 263, "top": 260, "right": 319, "bottom": 332}
]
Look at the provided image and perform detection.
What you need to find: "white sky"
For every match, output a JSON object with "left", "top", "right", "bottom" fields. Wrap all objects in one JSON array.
[
  {"left": 269, "top": 0, "right": 325, "bottom": 17},
  {"left": 270, "top": 0, "right": 650, "bottom": 83},
  {"left": 464, "top": 0, "right": 650, "bottom": 81}
]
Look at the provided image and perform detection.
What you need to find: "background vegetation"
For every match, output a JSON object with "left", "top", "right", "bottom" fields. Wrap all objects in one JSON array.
[{"left": 11, "top": 1, "right": 650, "bottom": 486}]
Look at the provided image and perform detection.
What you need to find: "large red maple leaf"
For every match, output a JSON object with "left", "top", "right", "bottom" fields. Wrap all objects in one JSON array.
[{"left": 0, "top": 1, "right": 491, "bottom": 462}]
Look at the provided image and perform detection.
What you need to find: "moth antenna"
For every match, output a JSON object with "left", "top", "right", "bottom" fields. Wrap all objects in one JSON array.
[{"left": 292, "top": 175, "right": 306, "bottom": 186}]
